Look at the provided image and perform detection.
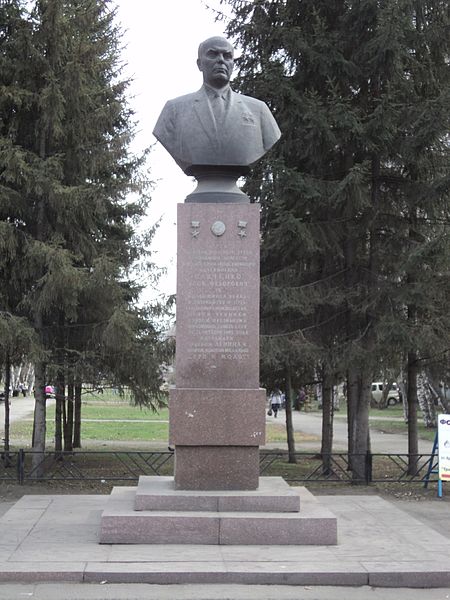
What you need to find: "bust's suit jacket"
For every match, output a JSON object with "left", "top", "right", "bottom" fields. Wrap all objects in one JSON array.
[{"left": 153, "top": 86, "right": 281, "bottom": 172}]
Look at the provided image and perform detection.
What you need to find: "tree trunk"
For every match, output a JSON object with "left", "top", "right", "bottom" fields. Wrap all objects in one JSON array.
[
  {"left": 285, "top": 368, "right": 297, "bottom": 464},
  {"left": 346, "top": 367, "right": 358, "bottom": 461},
  {"left": 417, "top": 371, "right": 437, "bottom": 428},
  {"left": 3, "top": 356, "right": 11, "bottom": 464},
  {"left": 377, "top": 378, "right": 396, "bottom": 410},
  {"left": 64, "top": 377, "right": 74, "bottom": 452},
  {"left": 31, "top": 360, "right": 47, "bottom": 477},
  {"left": 72, "top": 379, "right": 82, "bottom": 448},
  {"left": 351, "top": 371, "right": 372, "bottom": 483},
  {"left": 343, "top": 192, "right": 358, "bottom": 466},
  {"left": 11, "top": 365, "right": 20, "bottom": 390},
  {"left": 55, "top": 373, "right": 64, "bottom": 456},
  {"left": 398, "top": 372, "right": 408, "bottom": 423},
  {"left": 427, "top": 371, "right": 449, "bottom": 413},
  {"left": 407, "top": 351, "right": 419, "bottom": 475},
  {"left": 321, "top": 368, "right": 334, "bottom": 475},
  {"left": 25, "top": 363, "right": 34, "bottom": 395}
]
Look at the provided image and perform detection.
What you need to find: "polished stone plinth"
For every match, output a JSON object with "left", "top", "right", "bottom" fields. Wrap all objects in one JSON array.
[
  {"left": 175, "top": 204, "right": 261, "bottom": 391},
  {"left": 173, "top": 446, "right": 260, "bottom": 490},
  {"left": 172, "top": 203, "right": 265, "bottom": 490},
  {"left": 135, "top": 476, "right": 300, "bottom": 512},
  {"left": 169, "top": 389, "right": 266, "bottom": 446},
  {"left": 99, "top": 477, "right": 337, "bottom": 545},
  {"left": 169, "top": 388, "right": 266, "bottom": 490}
]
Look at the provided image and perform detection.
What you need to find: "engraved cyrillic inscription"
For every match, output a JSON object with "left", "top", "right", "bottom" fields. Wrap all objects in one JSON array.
[{"left": 182, "top": 246, "right": 256, "bottom": 362}]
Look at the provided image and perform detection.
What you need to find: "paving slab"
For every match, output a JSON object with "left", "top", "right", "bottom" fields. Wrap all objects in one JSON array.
[
  {"left": 84, "top": 561, "right": 367, "bottom": 585},
  {"left": 1, "top": 583, "right": 450, "bottom": 600},
  {"left": 1, "top": 492, "right": 450, "bottom": 587}
]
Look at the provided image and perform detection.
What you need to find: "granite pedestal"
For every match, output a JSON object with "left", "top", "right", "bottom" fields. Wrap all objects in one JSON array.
[
  {"left": 99, "top": 476, "right": 337, "bottom": 545},
  {"left": 171, "top": 203, "right": 264, "bottom": 490},
  {"left": 97, "top": 202, "right": 340, "bottom": 545}
]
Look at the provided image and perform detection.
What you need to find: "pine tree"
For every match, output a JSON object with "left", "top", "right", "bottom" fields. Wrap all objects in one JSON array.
[
  {"left": 222, "top": 0, "right": 450, "bottom": 479},
  {"left": 0, "top": 0, "right": 168, "bottom": 463}
]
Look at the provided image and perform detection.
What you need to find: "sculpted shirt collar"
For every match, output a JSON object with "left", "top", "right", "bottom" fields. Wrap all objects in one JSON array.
[{"left": 203, "top": 82, "right": 232, "bottom": 102}]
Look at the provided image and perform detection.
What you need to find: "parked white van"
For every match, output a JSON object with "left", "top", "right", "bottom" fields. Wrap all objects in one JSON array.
[{"left": 371, "top": 382, "right": 402, "bottom": 406}]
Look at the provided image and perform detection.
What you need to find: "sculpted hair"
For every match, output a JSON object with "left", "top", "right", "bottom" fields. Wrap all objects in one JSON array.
[{"left": 197, "top": 36, "right": 234, "bottom": 59}]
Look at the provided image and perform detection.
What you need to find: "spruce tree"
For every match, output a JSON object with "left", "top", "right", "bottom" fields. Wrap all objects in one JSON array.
[
  {"left": 0, "top": 0, "right": 167, "bottom": 462},
  {"left": 222, "top": 0, "right": 450, "bottom": 479}
]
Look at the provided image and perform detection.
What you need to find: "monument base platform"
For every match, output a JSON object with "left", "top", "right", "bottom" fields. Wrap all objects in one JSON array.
[
  {"left": 1, "top": 492, "right": 450, "bottom": 587},
  {"left": 99, "top": 476, "right": 337, "bottom": 545},
  {"left": 134, "top": 475, "right": 300, "bottom": 512}
]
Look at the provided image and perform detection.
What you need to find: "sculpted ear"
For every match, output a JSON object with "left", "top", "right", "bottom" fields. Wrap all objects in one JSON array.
[{"left": 196, "top": 58, "right": 202, "bottom": 72}]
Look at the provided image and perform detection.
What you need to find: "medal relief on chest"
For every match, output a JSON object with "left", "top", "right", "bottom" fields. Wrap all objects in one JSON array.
[{"left": 241, "top": 111, "right": 256, "bottom": 126}]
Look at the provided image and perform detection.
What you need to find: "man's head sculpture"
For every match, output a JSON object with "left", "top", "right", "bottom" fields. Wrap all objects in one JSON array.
[
  {"left": 153, "top": 36, "right": 281, "bottom": 202},
  {"left": 196, "top": 37, "right": 234, "bottom": 89}
]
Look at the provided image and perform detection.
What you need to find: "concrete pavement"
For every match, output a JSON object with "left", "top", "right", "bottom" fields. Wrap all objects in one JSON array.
[
  {"left": 0, "top": 583, "right": 450, "bottom": 599},
  {"left": 0, "top": 490, "right": 449, "bottom": 590}
]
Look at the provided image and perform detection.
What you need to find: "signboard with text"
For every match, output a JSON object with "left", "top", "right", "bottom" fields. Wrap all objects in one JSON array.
[{"left": 438, "top": 414, "right": 450, "bottom": 481}]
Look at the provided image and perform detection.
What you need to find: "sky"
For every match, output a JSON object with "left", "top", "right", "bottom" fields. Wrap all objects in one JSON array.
[{"left": 113, "top": 0, "right": 231, "bottom": 302}]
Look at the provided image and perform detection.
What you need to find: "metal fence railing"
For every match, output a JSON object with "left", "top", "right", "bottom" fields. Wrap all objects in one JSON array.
[{"left": 0, "top": 449, "right": 440, "bottom": 487}]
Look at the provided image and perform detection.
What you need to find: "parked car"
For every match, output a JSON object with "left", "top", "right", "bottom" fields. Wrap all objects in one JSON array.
[
  {"left": 45, "top": 385, "right": 55, "bottom": 398},
  {"left": 371, "top": 382, "right": 401, "bottom": 406}
]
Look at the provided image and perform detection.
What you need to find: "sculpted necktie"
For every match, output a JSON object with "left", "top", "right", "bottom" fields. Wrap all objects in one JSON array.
[{"left": 212, "top": 93, "right": 226, "bottom": 126}]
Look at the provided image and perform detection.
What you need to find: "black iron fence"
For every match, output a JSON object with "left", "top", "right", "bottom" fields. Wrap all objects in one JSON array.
[{"left": 0, "top": 449, "right": 439, "bottom": 487}]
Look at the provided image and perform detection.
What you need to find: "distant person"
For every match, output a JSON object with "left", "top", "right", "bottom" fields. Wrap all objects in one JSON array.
[
  {"left": 296, "top": 387, "right": 306, "bottom": 410},
  {"left": 153, "top": 36, "right": 281, "bottom": 174},
  {"left": 269, "top": 389, "right": 283, "bottom": 418}
]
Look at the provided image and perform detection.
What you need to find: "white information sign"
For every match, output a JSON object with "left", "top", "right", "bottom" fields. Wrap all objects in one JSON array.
[{"left": 438, "top": 414, "right": 450, "bottom": 481}]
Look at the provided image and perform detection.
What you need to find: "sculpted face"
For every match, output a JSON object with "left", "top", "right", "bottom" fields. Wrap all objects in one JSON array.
[{"left": 197, "top": 37, "right": 234, "bottom": 89}]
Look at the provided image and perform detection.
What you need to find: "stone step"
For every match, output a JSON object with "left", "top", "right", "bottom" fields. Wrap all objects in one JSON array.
[
  {"left": 135, "top": 476, "right": 301, "bottom": 512},
  {"left": 99, "top": 484, "right": 337, "bottom": 546},
  {"left": 84, "top": 561, "right": 366, "bottom": 585}
]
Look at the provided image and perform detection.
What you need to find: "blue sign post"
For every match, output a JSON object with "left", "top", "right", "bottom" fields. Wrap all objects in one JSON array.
[{"left": 424, "top": 430, "right": 443, "bottom": 498}]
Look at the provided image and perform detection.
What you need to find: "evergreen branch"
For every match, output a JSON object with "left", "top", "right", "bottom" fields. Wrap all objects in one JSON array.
[
  {"left": 261, "top": 309, "right": 349, "bottom": 339},
  {"left": 262, "top": 267, "right": 349, "bottom": 287}
]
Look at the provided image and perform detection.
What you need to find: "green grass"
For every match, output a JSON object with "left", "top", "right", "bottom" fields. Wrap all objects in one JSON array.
[
  {"left": 266, "top": 423, "right": 319, "bottom": 443},
  {"left": 8, "top": 395, "right": 317, "bottom": 446},
  {"left": 369, "top": 406, "right": 405, "bottom": 418},
  {"left": 9, "top": 418, "right": 169, "bottom": 443},
  {"left": 6, "top": 393, "right": 435, "bottom": 448},
  {"left": 79, "top": 390, "right": 131, "bottom": 404},
  {"left": 335, "top": 401, "right": 436, "bottom": 442},
  {"left": 9, "top": 396, "right": 170, "bottom": 446},
  {"left": 9, "top": 415, "right": 312, "bottom": 446},
  {"left": 79, "top": 403, "right": 169, "bottom": 421},
  {"left": 369, "top": 419, "right": 436, "bottom": 442}
]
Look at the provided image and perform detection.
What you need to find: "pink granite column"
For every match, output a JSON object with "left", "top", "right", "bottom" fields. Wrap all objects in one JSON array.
[{"left": 169, "top": 203, "right": 265, "bottom": 490}]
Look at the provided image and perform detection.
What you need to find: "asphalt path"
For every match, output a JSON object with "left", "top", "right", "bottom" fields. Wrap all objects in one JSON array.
[
  {"left": 268, "top": 409, "right": 432, "bottom": 454},
  {"left": 0, "top": 394, "right": 42, "bottom": 428}
]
